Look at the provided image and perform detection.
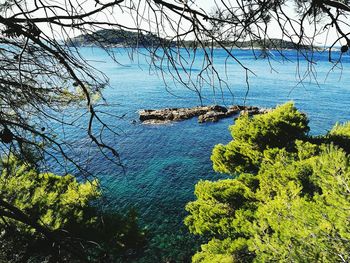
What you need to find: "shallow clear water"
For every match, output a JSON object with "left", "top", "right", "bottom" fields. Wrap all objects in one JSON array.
[{"left": 62, "top": 47, "right": 350, "bottom": 262}]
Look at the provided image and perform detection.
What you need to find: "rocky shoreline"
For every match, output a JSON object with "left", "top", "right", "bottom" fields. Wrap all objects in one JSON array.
[{"left": 139, "top": 105, "right": 272, "bottom": 124}]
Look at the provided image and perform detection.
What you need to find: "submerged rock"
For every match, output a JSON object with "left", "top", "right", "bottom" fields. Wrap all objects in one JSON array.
[{"left": 139, "top": 105, "right": 272, "bottom": 124}]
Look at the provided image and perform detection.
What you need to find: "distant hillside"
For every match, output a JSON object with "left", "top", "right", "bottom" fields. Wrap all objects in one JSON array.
[
  {"left": 69, "top": 29, "right": 316, "bottom": 50},
  {"left": 235, "top": 38, "right": 314, "bottom": 50},
  {"left": 69, "top": 29, "right": 171, "bottom": 47},
  {"left": 182, "top": 38, "right": 315, "bottom": 50}
]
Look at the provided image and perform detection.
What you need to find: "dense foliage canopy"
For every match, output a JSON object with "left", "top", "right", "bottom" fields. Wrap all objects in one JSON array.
[
  {"left": 185, "top": 102, "right": 350, "bottom": 262},
  {"left": 0, "top": 156, "right": 145, "bottom": 262}
]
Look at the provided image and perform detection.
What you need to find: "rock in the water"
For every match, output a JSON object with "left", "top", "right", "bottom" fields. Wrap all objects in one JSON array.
[
  {"left": 139, "top": 105, "right": 272, "bottom": 124},
  {"left": 227, "top": 105, "right": 240, "bottom": 114},
  {"left": 198, "top": 111, "right": 226, "bottom": 123},
  {"left": 210, "top": 105, "right": 228, "bottom": 113},
  {"left": 238, "top": 106, "right": 272, "bottom": 117}
]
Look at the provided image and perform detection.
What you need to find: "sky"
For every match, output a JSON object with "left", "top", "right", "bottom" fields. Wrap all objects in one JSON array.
[{"left": 3, "top": 0, "right": 347, "bottom": 47}]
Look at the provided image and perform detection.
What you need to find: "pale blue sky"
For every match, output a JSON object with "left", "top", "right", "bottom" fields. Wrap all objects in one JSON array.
[{"left": 22, "top": 0, "right": 346, "bottom": 47}]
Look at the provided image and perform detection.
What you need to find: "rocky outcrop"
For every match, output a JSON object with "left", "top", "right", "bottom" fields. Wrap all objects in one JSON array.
[
  {"left": 238, "top": 107, "right": 272, "bottom": 117},
  {"left": 197, "top": 106, "right": 237, "bottom": 123},
  {"left": 198, "top": 111, "right": 226, "bottom": 123},
  {"left": 139, "top": 105, "right": 272, "bottom": 124}
]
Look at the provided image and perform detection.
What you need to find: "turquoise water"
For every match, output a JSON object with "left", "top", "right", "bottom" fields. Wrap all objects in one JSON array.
[{"left": 63, "top": 48, "right": 350, "bottom": 262}]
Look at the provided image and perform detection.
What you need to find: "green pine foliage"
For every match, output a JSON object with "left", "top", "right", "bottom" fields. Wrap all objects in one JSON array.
[
  {"left": 329, "top": 121, "right": 350, "bottom": 137},
  {"left": 0, "top": 156, "right": 100, "bottom": 231},
  {"left": 211, "top": 102, "right": 309, "bottom": 174},
  {"left": 0, "top": 156, "right": 145, "bottom": 262},
  {"left": 186, "top": 102, "right": 350, "bottom": 262}
]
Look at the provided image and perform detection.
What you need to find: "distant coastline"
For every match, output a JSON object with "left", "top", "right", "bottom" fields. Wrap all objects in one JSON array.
[{"left": 69, "top": 29, "right": 325, "bottom": 51}]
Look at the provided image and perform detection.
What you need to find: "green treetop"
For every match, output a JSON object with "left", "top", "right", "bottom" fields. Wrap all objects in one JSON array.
[
  {"left": 186, "top": 102, "right": 350, "bottom": 262},
  {"left": 211, "top": 102, "right": 309, "bottom": 174}
]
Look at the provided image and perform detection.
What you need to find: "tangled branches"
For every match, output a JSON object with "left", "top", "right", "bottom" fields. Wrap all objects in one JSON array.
[{"left": 0, "top": 0, "right": 349, "bottom": 172}]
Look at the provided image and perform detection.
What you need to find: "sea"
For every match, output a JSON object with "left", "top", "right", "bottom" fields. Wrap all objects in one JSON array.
[{"left": 59, "top": 47, "right": 350, "bottom": 262}]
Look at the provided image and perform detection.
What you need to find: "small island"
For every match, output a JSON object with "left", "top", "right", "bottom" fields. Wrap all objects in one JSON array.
[
  {"left": 68, "top": 29, "right": 168, "bottom": 47},
  {"left": 139, "top": 105, "right": 272, "bottom": 124},
  {"left": 69, "top": 29, "right": 317, "bottom": 50}
]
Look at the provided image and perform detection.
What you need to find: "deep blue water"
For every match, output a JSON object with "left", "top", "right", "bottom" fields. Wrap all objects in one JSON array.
[{"left": 60, "top": 47, "right": 350, "bottom": 262}]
